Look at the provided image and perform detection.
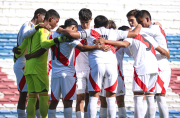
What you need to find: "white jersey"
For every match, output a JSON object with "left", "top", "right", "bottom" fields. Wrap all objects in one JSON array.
[
  {"left": 79, "top": 27, "right": 129, "bottom": 68},
  {"left": 124, "top": 32, "right": 159, "bottom": 75},
  {"left": 50, "top": 32, "right": 81, "bottom": 78},
  {"left": 141, "top": 26, "right": 170, "bottom": 71},
  {"left": 74, "top": 25, "right": 90, "bottom": 71},
  {"left": 115, "top": 47, "right": 131, "bottom": 77},
  {"left": 14, "top": 21, "right": 36, "bottom": 69}
]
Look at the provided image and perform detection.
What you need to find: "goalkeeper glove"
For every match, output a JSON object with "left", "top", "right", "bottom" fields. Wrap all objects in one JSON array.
[{"left": 53, "top": 35, "right": 72, "bottom": 43}]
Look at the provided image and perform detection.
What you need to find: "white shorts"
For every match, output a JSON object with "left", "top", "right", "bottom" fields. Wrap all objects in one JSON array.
[
  {"left": 89, "top": 64, "right": 118, "bottom": 93},
  {"left": 14, "top": 66, "right": 28, "bottom": 92},
  {"left": 50, "top": 76, "right": 76, "bottom": 101},
  {"left": 155, "top": 70, "right": 171, "bottom": 94},
  {"left": 99, "top": 75, "right": 125, "bottom": 97},
  {"left": 76, "top": 70, "right": 89, "bottom": 94},
  {"left": 133, "top": 70, "right": 158, "bottom": 92}
]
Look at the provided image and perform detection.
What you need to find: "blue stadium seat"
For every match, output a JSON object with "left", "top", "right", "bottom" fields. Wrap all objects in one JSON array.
[
  {"left": 10, "top": 110, "right": 17, "bottom": 114},
  {"left": 4, "top": 115, "right": 17, "bottom": 118},
  {"left": 169, "top": 48, "right": 179, "bottom": 52},
  {"left": 0, "top": 42, "right": 16, "bottom": 46},
  {"left": 56, "top": 115, "right": 64, "bottom": 118},
  {"left": 0, "top": 46, "right": 4, "bottom": 50},
  {"left": 168, "top": 45, "right": 180, "bottom": 48},
  {"left": 0, "top": 35, "right": 17, "bottom": 39},
  {"left": 169, "top": 56, "right": 176, "bottom": 59},
  {"left": 0, "top": 39, "right": 9, "bottom": 43},
  {"left": 4, "top": 33, "right": 17, "bottom": 35},
  {"left": 126, "top": 110, "right": 133, "bottom": 114},
  {"left": 169, "top": 110, "right": 180, "bottom": 114},
  {"left": 9, "top": 39, "right": 17, "bottom": 43},
  {"left": 56, "top": 110, "right": 61, "bottom": 113},
  {"left": 0, "top": 110, "right": 11, "bottom": 114},
  {"left": 170, "top": 52, "right": 180, "bottom": 55},
  {"left": 0, "top": 117, "right": 5, "bottom": 118},
  {"left": 4, "top": 46, "right": 13, "bottom": 50}
]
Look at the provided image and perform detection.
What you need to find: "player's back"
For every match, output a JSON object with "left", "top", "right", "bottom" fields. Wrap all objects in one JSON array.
[
  {"left": 125, "top": 32, "right": 158, "bottom": 75},
  {"left": 50, "top": 32, "right": 79, "bottom": 78},
  {"left": 85, "top": 27, "right": 128, "bottom": 68}
]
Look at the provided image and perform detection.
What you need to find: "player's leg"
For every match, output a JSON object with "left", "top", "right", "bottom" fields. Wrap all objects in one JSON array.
[
  {"left": 99, "top": 79, "right": 108, "bottom": 118},
  {"left": 88, "top": 64, "right": 105, "bottom": 118},
  {"left": 104, "top": 64, "right": 118, "bottom": 118},
  {"left": 116, "top": 75, "right": 126, "bottom": 118},
  {"left": 155, "top": 70, "right": 171, "bottom": 118},
  {"left": 34, "top": 74, "right": 49, "bottom": 118},
  {"left": 76, "top": 75, "right": 86, "bottom": 118},
  {"left": 145, "top": 73, "right": 158, "bottom": 118},
  {"left": 84, "top": 73, "right": 89, "bottom": 118},
  {"left": 48, "top": 77, "right": 61, "bottom": 118},
  {"left": 14, "top": 67, "right": 28, "bottom": 118},
  {"left": 25, "top": 74, "right": 38, "bottom": 118},
  {"left": 35, "top": 98, "right": 41, "bottom": 118},
  {"left": 133, "top": 92, "right": 144, "bottom": 118},
  {"left": 143, "top": 95, "right": 147, "bottom": 118},
  {"left": 61, "top": 76, "right": 76, "bottom": 118}
]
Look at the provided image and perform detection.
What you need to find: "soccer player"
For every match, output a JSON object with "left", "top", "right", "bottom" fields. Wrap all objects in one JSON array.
[
  {"left": 99, "top": 20, "right": 117, "bottom": 118},
  {"left": 57, "top": 15, "right": 142, "bottom": 118},
  {"left": 75, "top": 8, "right": 92, "bottom": 118},
  {"left": 47, "top": 18, "right": 110, "bottom": 118},
  {"left": 14, "top": 9, "right": 64, "bottom": 118},
  {"left": 13, "top": 8, "right": 47, "bottom": 118},
  {"left": 135, "top": 10, "right": 171, "bottom": 118},
  {"left": 93, "top": 28, "right": 170, "bottom": 118}
]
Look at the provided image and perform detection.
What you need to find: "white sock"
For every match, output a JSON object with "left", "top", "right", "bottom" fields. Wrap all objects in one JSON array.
[
  {"left": 118, "top": 107, "right": 126, "bottom": 118},
  {"left": 99, "top": 107, "right": 107, "bottom": 118},
  {"left": 17, "top": 109, "right": 26, "bottom": 118},
  {"left": 134, "top": 95, "right": 144, "bottom": 118},
  {"left": 146, "top": 95, "right": 156, "bottom": 118},
  {"left": 48, "top": 109, "right": 56, "bottom": 118},
  {"left": 106, "top": 97, "right": 116, "bottom": 118},
  {"left": 84, "top": 112, "right": 88, "bottom": 118},
  {"left": 156, "top": 96, "right": 169, "bottom": 118},
  {"left": 35, "top": 109, "right": 41, "bottom": 118},
  {"left": 64, "top": 108, "right": 72, "bottom": 118},
  {"left": 88, "top": 97, "right": 98, "bottom": 118},
  {"left": 143, "top": 100, "right": 147, "bottom": 118},
  {"left": 76, "top": 111, "right": 84, "bottom": 118}
]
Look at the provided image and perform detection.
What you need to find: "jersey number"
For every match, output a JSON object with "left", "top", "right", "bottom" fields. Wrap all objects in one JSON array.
[{"left": 142, "top": 36, "right": 151, "bottom": 51}]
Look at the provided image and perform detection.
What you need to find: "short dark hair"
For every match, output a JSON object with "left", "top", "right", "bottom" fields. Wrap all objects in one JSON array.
[
  {"left": 94, "top": 15, "right": 108, "bottom": 28},
  {"left": 79, "top": 8, "right": 92, "bottom": 21},
  {"left": 44, "top": 9, "right": 60, "bottom": 21},
  {"left": 63, "top": 18, "right": 78, "bottom": 29},
  {"left": 126, "top": 9, "right": 139, "bottom": 17},
  {"left": 135, "top": 10, "right": 151, "bottom": 20},
  {"left": 33, "top": 8, "right": 46, "bottom": 19},
  {"left": 108, "top": 20, "right": 116, "bottom": 29},
  {"left": 118, "top": 26, "right": 130, "bottom": 30}
]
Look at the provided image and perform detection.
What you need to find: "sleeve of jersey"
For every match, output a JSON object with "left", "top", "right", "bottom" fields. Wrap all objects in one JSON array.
[
  {"left": 149, "top": 38, "right": 159, "bottom": 49},
  {"left": 78, "top": 29, "right": 90, "bottom": 39},
  {"left": 22, "top": 23, "right": 36, "bottom": 39},
  {"left": 116, "top": 30, "right": 129, "bottom": 40},
  {"left": 124, "top": 38, "right": 133, "bottom": 46},
  {"left": 39, "top": 28, "right": 56, "bottom": 49},
  {"left": 15, "top": 38, "right": 28, "bottom": 58},
  {"left": 71, "top": 39, "right": 81, "bottom": 48}
]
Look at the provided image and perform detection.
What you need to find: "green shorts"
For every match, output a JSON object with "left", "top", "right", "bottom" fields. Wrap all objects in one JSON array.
[{"left": 25, "top": 74, "right": 49, "bottom": 93}]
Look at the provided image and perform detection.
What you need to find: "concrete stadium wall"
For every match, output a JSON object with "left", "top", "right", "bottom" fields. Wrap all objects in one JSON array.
[{"left": 0, "top": 0, "right": 180, "bottom": 34}]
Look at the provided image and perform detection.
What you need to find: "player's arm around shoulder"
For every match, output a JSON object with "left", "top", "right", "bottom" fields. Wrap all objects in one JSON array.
[{"left": 13, "top": 38, "right": 28, "bottom": 57}]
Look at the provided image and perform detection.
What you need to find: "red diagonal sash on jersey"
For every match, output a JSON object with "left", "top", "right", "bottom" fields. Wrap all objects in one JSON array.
[
  {"left": 159, "top": 26, "right": 168, "bottom": 47},
  {"left": 48, "top": 60, "right": 52, "bottom": 75},
  {"left": 49, "top": 34, "right": 69, "bottom": 66},
  {"left": 134, "top": 68, "right": 148, "bottom": 92},
  {"left": 118, "top": 64, "right": 124, "bottom": 81},
  {"left": 91, "top": 29, "right": 115, "bottom": 54},
  {"left": 134, "top": 34, "right": 156, "bottom": 57},
  {"left": 116, "top": 47, "right": 121, "bottom": 52},
  {"left": 104, "top": 77, "right": 118, "bottom": 92},
  {"left": 74, "top": 39, "right": 86, "bottom": 66}
]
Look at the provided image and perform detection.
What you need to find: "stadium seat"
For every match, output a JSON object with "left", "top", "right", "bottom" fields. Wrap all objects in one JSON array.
[
  {"left": 169, "top": 110, "right": 180, "bottom": 114},
  {"left": 10, "top": 109, "right": 17, "bottom": 114},
  {"left": 0, "top": 39, "right": 9, "bottom": 43},
  {"left": 0, "top": 109, "right": 11, "bottom": 114}
]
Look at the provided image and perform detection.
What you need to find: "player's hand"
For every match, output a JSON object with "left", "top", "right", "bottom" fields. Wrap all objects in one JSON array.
[
  {"left": 56, "top": 27, "right": 64, "bottom": 33},
  {"left": 54, "top": 35, "right": 72, "bottom": 43},
  {"left": 25, "top": 54, "right": 31, "bottom": 60},
  {"left": 12, "top": 47, "right": 21, "bottom": 54},
  {"left": 35, "top": 24, "right": 51, "bottom": 31},
  {"left": 153, "top": 22, "right": 162, "bottom": 27},
  {"left": 93, "top": 37, "right": 106, "bottom": 45},
  {"left": 99, "top": 44, "right": 110, "bottom": 51}
]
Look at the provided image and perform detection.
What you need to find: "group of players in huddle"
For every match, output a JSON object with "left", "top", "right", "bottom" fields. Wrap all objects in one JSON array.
[{"left": 13, "top": 7, "right": 171, "bottom": 118}]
